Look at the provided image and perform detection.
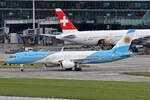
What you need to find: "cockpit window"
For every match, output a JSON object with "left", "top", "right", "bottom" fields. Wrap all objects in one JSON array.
[{"left": 9, "top": 56, "right": 16, "bottom": 58}]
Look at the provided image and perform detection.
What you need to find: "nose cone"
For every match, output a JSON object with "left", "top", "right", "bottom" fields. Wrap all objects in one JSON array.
[{"left": 6, "top": 58, "right": 14, "bottom": 64}]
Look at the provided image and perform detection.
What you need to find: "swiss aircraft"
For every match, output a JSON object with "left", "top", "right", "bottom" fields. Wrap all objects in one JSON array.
[
  {"left": 6, "top": 29, "right": 135, "bottom": 71},
  {"left": 42, "top": 8, "right": 150, "bottom": 49}
]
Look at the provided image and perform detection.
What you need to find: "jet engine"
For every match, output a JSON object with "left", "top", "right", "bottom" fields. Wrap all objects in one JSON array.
[{"left": 61, "top": 61, "right": 75, "bottom": 69}]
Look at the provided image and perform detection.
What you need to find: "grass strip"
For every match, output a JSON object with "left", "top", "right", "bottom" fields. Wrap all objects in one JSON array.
[
  {"left": 0, "top": 78, "right": 150, "bottom": 100},
  {"left": 126, "top": 72, "right": 150, "bottom": 77}
]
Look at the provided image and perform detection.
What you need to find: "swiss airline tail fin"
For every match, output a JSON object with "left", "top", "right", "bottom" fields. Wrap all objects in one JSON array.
[{"left": 56, "top": 8, "right": 78, "bottom": 33}]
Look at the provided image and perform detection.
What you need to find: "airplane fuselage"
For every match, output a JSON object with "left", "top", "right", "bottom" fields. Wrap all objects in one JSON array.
[
  {"left": 56, "top": 29, "right": 150, "bottom": 45},
  {"left": 6, "top": 50, "right": 133, "bottom": 65}
]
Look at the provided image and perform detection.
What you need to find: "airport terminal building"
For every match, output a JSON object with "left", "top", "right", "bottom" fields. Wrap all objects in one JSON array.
[
  {"left": 1, "top": 0, "right": 150, "bottom": 48},
  {"left": 0, "top": 0, "right": 150, "bottom": 32}
]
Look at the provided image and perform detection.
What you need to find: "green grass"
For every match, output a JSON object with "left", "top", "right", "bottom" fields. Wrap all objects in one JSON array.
[
  {"left": 79, "top": 64, "right": 89, "bottom": 68},
  {"left": 0, "top": 78, "right": 150, "bottom": 100},
  {"left": 126, "top": 72, "right": 150, "bottom": 77}
]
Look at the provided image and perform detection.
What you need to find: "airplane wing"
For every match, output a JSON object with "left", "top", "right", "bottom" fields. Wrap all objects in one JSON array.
[
  {"left": 40, "top": 34, "right": 56, "bottom": 37},
  {"left": 58, "top": 57, "right": 99, "bottom": 64},
  {"left": 62, "top": 34, "right": 76, "bottom": 39},
  {"left": 71, "top": 57, "right": 100, "bottom": 63}
]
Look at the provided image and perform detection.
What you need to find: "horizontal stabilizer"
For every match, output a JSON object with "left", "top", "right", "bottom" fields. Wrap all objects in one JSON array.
[{"left": 40, "top": 34, "right": 56, "bottom": 37}]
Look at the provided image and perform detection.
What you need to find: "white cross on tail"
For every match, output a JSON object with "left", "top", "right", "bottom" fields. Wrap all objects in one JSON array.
[{"left": 60, "top": 16, "right": 69, "bottom": 27}]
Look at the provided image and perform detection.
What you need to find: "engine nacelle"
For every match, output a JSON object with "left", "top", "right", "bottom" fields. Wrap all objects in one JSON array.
[{"left": 61, "top": 61, "right": 75, "bottom": 69}]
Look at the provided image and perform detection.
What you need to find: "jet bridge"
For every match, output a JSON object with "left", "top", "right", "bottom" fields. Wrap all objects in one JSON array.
[
  {"left": 20, "top": 27, "right": 63, "bottom": 46},
  {"left": 39, "top": 27, "right": 63, "bottom": 45},
  {"left": 0, "top": 27, "right": 9, "bottom": 43}
]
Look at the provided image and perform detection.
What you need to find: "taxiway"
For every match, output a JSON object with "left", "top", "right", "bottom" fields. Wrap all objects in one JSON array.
[{"left": 0, "top": 55, "right": 150, "bottom": 82}]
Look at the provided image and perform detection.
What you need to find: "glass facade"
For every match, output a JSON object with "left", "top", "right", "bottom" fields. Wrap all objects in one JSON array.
[{"left": 0, "top": 0, "right": 150, "bottom": 30}]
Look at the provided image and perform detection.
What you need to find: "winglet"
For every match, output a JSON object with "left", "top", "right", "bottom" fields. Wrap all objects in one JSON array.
[{"left": 56, "top": 8, "right": 78, "bottom": 33}]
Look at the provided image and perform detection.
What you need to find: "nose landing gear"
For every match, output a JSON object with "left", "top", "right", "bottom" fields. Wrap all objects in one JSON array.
[{"left": 20, "top": 64, "right": 24, "bottom": 72}]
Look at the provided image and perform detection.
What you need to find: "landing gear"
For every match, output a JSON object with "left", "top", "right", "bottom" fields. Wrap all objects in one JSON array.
[
  {"left": 20, "top": 64, "right": 24, "bottom": 72},
  {"left": 74, "top": 63, "right": 82, "bottom": 71},
  {"left": 65, "top": 68, "right": 73, "bottom": 71},
  {"left": 20, "top": 68, "right": 24, "bottom": 72},
  {"left": 74, "top": 67, "right": 82, "bottom": 71},
  {"left": 65, "top": 67, "right": 82, "bottom": 71}
]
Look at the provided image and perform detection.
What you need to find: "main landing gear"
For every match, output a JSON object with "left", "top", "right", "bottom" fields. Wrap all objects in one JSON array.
[
  {"left": 65, "top": 67, "right": 82, "bottom": 71},
  {"left": 74, "top": 63, "right": 82, "bottom": 71}
]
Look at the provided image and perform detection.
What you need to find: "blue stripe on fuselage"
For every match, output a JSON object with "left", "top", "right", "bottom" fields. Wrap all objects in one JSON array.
[
  {"left": 6, "top": 51, "right": 56, "bottom": 64},
  {"left": 112, "top": 45, "right": 130, "bottom": 53},
  {"left": 80, "top": 46, "right": 133, "bottom": 64}
]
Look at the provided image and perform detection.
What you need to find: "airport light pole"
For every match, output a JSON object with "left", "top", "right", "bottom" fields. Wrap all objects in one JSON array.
[{"left": 33, "top": 0, "right": 35, "bottom": 29}]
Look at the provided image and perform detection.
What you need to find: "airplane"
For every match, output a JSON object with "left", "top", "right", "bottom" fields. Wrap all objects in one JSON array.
[
  {"left": 6, "top": 29, "right": 135, "bottom": 71},
  {"left": 42, "top": 8, "right": 150, "bottom": 49}
]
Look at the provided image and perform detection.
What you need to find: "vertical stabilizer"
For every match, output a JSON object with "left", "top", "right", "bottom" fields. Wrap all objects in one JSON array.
[
  {"left": 112, "top": 29, "right": 135, "bottom": 53},
  {"left": 56, "top": 8, "right": 78, "bottom": 33}
]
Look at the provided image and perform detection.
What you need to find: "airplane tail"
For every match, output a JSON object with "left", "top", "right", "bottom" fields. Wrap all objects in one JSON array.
[
  {"left": 112, "top": 29, "right": 135, "bottom": 53},
  {"left": 56, "top": 8, "right": 78, "bottom": 33}
]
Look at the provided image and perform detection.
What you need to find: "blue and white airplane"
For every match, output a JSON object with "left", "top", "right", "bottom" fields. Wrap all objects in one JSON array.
[{"left": 6, "top": 29, "right": 135, "bottom": 71}]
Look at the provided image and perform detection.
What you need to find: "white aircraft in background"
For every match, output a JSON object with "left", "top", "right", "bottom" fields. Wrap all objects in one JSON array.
[
  {"left": 42, "top": 8, "right": 150, "bottom": 49},
  {"left": 6, "top": 29, "right": 135, "bottom": 71}
]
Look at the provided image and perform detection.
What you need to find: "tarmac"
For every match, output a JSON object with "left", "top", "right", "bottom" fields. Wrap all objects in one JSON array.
[{"left": 0, "top": 55, "right": 150, "bottom": 82}]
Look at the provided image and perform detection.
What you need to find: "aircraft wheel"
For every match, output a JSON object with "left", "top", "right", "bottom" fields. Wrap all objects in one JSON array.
[
  {"left": 65, "top": 68, "right": 73, "bottom": 71},
  {"left": 20, "top": 68, "right": 24, "bottom": 72},
  {"left": 74, "top": 67, "right": 82, "bottom": 71}
]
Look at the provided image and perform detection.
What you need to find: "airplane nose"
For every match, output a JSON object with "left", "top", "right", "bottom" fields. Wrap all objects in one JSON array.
[
  {"left": 6, "top": 58, "right": 14, "bottom": 64},
  {"left": 6, "top": 55, "right": 17, "bottom": 64},
  {"left": 6, "top": 59, "right": 11, "bottom": 64}
]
